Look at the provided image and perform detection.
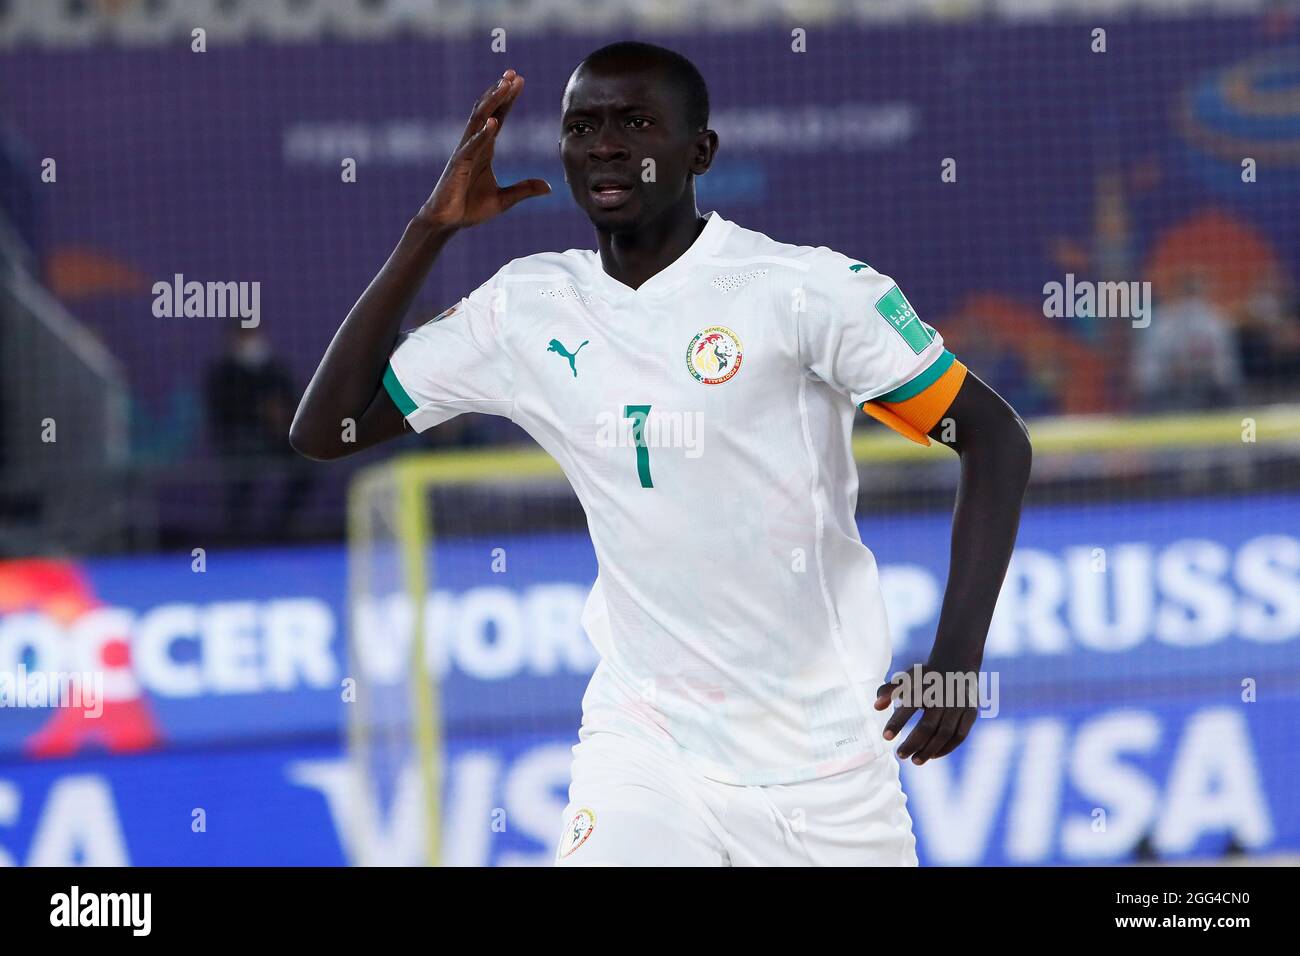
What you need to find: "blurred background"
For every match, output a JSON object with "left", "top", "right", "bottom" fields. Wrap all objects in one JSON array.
[{"left": 1, "top": 0, "right": 1298, "bottom": 865}]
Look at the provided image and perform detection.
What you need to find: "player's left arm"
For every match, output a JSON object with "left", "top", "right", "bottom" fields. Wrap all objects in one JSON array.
[
  {"left": 798, "top": 256, "right": 1031, "bottom": 763},
  {"left": 871, "top": 370, "right": 1033, "bottom": 764}
]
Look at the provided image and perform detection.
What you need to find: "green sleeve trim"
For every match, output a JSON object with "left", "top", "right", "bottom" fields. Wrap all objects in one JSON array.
[
  {"left": 871, "top": 348, "right": 955, "bottom": 404},
  {"left": 383, "top": 363, "right": 419, "bottom": 416}
]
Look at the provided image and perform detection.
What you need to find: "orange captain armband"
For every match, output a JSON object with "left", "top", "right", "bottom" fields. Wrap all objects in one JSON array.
[{"left": 859, "top": 350, "right": 968, "bottom": 446}]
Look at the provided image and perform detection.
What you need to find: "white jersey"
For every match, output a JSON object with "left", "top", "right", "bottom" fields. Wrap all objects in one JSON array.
[{"left": 385, "top": 211, "right": 951, "bottom": 785}]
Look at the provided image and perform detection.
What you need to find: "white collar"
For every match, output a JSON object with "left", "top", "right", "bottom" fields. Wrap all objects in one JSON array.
[{"left": 585, "top": 210, "right": 730, "bottom": 302}]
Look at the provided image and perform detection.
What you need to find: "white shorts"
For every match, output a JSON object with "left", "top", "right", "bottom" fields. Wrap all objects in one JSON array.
[{"left": 554, "top": 727, "right": 918, "bottom": 866}]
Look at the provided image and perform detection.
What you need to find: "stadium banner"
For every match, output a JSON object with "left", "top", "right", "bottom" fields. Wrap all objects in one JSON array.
[
  {"left": 0, "top": 697, "right": 1295, "bottom": 867},
  {"left": 0, "top": 493, "right": 1297, "bottom": 865}
]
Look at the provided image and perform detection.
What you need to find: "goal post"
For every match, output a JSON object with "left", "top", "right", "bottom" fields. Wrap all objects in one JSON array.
[
  {"left": 345, "top": 461, "right": 440, "bottom": 866},
  {"left": 344, "top": 447, "right": 565, "bottom": 866}
]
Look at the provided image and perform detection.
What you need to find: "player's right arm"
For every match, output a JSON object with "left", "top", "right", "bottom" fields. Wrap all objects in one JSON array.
[{"left": 289, "top": 69, "right": 549, "bottom": 461}]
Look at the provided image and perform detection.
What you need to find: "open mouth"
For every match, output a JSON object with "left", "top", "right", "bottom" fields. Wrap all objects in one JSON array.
[{"left": 589, "top": 181, "right": 634, "bottom": 209}]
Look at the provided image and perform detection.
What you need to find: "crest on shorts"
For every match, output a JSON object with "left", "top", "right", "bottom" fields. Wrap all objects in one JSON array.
[
  {"left": 686, "top": 326, "right": 743, "bottom": 385},
  {"left": 559, "top": 807, "right": 596, "bottom": 859}
]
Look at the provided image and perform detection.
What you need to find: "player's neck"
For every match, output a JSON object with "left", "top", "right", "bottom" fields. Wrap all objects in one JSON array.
[{"left": 594, "top": 207, "right": 707, "bottom": 292}]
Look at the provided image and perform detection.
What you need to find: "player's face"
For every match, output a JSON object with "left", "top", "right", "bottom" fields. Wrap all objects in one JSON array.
[{"left": 559, "top": 66, "right": 704, "bottom": 232}]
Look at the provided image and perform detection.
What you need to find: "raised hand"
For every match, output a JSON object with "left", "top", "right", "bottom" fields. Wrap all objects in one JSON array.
[{"left": 418, "top": 69, "right": 551, "bottom": 231}]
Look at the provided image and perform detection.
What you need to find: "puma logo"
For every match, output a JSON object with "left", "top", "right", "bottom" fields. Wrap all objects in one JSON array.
[{"left": 547, "top": 338, "right": 589, "bottom": 377}]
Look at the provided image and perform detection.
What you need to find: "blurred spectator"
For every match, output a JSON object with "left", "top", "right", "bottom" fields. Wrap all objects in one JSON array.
[
  {"left": 203, "top": 326, "right": 312, "bottom": 539},
  {"left": 1237, "top": 274, "right": 1300, "bottom": 391},
  {"left": 1133, "top": 275, "right": 1243, "bottom": 411}
]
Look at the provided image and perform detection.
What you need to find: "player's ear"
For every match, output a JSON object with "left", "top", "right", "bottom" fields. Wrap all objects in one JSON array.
[{"left": 691, "top": 130, "right": 718, "bottom": 175}]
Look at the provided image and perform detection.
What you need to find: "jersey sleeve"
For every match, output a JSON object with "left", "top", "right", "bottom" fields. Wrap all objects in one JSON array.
[
  {"left": 382, "top": 269, "right": 515, "bottom": 432},
  {"left": 800, "top": 253, "right": 965, "bottom": 445}
]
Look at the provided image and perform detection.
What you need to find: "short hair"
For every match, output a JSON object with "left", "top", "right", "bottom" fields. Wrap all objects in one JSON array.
[{"left": 575, "top": 41, "right": 709, "bottom": 134}]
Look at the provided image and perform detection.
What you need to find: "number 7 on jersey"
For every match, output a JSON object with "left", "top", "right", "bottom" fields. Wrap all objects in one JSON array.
[{"left": 623, "top": 404, "right": 653, "bottom": 488}]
